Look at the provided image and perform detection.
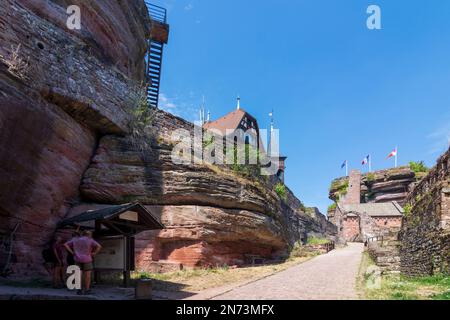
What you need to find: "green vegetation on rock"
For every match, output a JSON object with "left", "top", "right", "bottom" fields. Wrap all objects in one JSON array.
[
  {"left": 330, "top": 179, "right": 349, "bottom": 200},
  {"left": 403, "top": 204, "right": 412, "bottom": 217},
  {"left": 409, "top": 161, "right": 429, "bottom": 174},
  {"left": 366, "top": 172, "right": 376, "bottom": 182},
  {"left": 327, "top": 203, "right": 336, "bottom": 212},
  {"left": 274, "top": 182, "right": 287, "bottom": 201}
]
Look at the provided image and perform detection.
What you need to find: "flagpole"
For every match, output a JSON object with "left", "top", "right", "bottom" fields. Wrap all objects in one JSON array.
[
  {"left": 369, "top": 154, "right": 372, "bottom": 172},
  {"left": 346, "top": 161, "right": 348, "bottom": 176},
  {"left": 395, "top": 147, "right": 398, "bottom": 168}
]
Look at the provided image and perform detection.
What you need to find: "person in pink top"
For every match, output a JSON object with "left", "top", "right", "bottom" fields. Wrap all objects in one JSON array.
[{"left": 64, "top": 230, "right": 102, "bottom": 295}]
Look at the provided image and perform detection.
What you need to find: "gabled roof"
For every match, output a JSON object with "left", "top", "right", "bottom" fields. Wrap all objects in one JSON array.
[
  {"left": 339, "top": 201, "right": 404, "bottom": 217},
  {"left": 203, "top": 109, "right": 252, "bottom": 135},
  {"left": 59, "top": 203, "right": 164, "bottom": 235}
]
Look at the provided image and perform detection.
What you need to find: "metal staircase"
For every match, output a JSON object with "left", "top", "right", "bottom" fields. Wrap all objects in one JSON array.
[{"left": 144, "top": 2, "right": 168, "bottom": 108}]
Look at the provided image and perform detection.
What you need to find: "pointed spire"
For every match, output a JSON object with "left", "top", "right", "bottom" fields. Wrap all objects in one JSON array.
[
  {"left": 268, "top": 109, "right": 274, "bottom": 156},
  {"left": 207, "top": 110, "right": 211, "bottom": 122},
  {"left": 269, "top": 109, "right": 274, "bottom": 132},
  {"left": 237, "top": 96, "right": 241, "bottom": 110}
]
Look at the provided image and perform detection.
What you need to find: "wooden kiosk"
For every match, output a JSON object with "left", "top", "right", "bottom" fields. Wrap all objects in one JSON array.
[{"left": 59, "top": 202, "right": 164, "bottom": 287}]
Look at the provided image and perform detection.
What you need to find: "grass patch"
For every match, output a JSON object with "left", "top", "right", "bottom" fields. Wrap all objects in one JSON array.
[
  {"left": 358, "top": 251, "right": 450, "bottom": 300},
  {"left": 306, "top": 236, "right": 329, "bottom": 245},
  {"left": 363, "top": 271, "right": 450, "bottom": 300},
  {"left": 366, "top": 172, "right": 376, "bottom": 182}
]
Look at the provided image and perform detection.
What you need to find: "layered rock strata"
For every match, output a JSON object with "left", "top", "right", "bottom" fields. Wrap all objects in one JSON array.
[{"left": 0, "top": 0, "right": 149, "bottom": 276}]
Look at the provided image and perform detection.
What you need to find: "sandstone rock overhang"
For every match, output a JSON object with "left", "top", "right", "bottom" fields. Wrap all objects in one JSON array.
[{"left": 59, "top": 203, "right": 164, "bottom": 236}]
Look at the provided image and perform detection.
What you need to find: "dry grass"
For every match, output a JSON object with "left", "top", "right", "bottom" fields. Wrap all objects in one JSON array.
[{"left": 135, "top": 256, "right": 313, "bottom": 293}]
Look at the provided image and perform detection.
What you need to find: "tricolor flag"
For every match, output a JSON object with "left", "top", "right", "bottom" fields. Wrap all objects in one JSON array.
[
  {"left": 361, "top": 155, "right": 370, "bottom": 165},
  {"left": 362, "top": 154, "right": 372, "bottom": 172}
]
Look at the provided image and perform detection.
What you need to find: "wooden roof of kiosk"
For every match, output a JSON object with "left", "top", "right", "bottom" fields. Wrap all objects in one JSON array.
[{"left": 59, "top": 203, "right": 164, "bottom": 237}]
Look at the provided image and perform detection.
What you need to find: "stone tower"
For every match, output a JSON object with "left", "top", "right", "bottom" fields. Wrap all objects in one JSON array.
[{"left": 343, "top": 170, "right": 361, "bottom": 205}]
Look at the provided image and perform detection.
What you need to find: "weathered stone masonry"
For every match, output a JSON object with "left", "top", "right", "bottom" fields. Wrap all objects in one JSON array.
[{"left": 399, "top": 148, "right": 450, "bottom": 276}]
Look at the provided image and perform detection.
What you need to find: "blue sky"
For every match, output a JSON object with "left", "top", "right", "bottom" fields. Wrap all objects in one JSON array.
[{"left": 151, "top": 0, "right": 450, "bottom": 214}]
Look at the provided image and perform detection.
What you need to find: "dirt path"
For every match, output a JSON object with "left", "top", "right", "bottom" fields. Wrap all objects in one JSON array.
[{"left": 211, "top": 243, "right": 364, "bottom": 300}]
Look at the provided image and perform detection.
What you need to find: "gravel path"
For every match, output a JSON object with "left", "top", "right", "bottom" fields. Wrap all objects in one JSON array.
[{"left": 213, "top": 243, "right": 364, "bottom": 300}]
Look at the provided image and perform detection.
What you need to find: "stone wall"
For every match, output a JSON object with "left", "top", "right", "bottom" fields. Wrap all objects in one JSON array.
[
  {"left": 367, "top": 232, "right": 401, "bottom": 273},
  {"left": 342, "top": 216, "right": 360, "bottom": 242},
  {"left": 399, "top": 148, "right": 450, "bottom": 276},
  {"left": 342, "top": 170, "right": 361, "bottom": 205}
]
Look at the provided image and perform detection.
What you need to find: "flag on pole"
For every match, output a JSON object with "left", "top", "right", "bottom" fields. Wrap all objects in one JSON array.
[
  {"left": 362, "top": 154, "right": 372, "bottom": 171},
  {"left": 341, "top": 160, "right": 348, "bottom": 176},
  {"left": 386, "top": 147, "right": 398, "bottom": 167},
  {"left": 362, "top": 155, "right": 370, "bottom": 165},
  {"left": 386, "top": 148, "right": 397, "bottom": 159}
]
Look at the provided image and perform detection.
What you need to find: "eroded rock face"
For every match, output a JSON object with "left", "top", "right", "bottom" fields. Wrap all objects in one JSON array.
[
  {"left": 329, "top": 167, "right": 421, "bottom": 206},
  {"left": 79, "top": 134, "right": 291, "bottom": 267},
  {"left": 79, "top": 110, "right": 336, "bottom": 268},
  {"left": 137, "top": 205, "right": 286, "bottom": 268},
  {"left": 0, "top": 0, "right": 149, "bottom": 276},
  {"left": 1, "top": 0, "right": 334, "bottom": 275},
  {"left": 81, "top": 135, "right": 278, "bottom": 214},
  {"left": 15, "top": 0, "right": 150, "bottom": 82}
]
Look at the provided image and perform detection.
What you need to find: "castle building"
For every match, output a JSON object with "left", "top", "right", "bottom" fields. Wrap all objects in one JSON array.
[
  {"left": 202, "top": 98, "right": 287, "bottom": 181},
  {"left": 330, "top": 170, "right": 403, "bottom": 243}
]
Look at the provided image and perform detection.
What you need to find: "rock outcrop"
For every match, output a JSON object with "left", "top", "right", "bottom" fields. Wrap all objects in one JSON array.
[
  {"left": 329, "top": 167, "right": 424, "bottom": 206},
  {"left": 1, "top": 0, "right": 335, "bottom": 276},
  {"left": 78, "top": 111, "right": 337, "bottom": 268},
  {"left": 0, "top": 0, "right": 149, "bottom": 276}
]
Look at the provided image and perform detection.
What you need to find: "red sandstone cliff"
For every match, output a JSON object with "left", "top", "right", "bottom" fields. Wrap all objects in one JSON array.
[
  {"left": 0, "top": 0, "right": 335, "bottom": 276},
  {"left": 0, "top": 0, "right": 149, "bottom": 276},
  {"left": 329, "top": 166, "right": 424, "bottom": 206}
]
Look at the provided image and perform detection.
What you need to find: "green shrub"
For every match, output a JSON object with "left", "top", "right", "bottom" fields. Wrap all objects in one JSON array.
[
  {"left": 409, "top": 161, "right": 429, "bottom": 174},
  {"left": 330, "top": 180, "right": 349, "bottom": 197},
  {"left": 274, "top": 182, "right": 287, "bottom": 201},
  {"left": 403, "top": 204, "right": 412, "bottom": 217},
  {"left": 307, "top": 236, "right": 329, "bottom": 245},
  {"left": 328, "top": 203, "right": 336, "bottom": 212},
  {"left": 366, "top": 172, "right": 376, "bottom": 182},
  {"left": 127, "top": 90, "right": 157, "bottom": 154}
]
